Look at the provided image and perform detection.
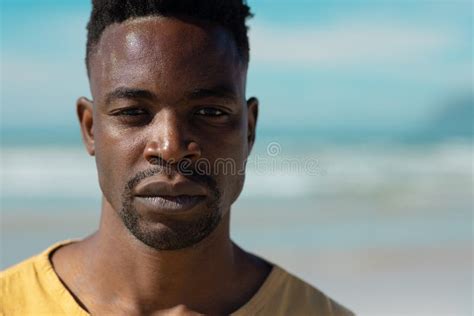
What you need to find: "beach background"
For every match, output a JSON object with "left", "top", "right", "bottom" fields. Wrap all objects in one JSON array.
[{"left": 1, "top": 1, "right": 472, "bottom": 315}]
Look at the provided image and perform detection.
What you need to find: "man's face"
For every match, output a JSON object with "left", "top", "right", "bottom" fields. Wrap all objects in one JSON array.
[{"left": 79, "top": 17, "right": 257, "bottom": 250}]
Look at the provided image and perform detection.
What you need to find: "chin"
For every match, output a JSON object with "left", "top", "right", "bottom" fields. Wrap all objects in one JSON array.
[{"left": 120, "top": 203, "right": 222, "bottom": 251}]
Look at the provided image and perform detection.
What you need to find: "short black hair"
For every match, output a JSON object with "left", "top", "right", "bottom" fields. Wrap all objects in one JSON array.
[{"left": 86, "top": 0, "right": 253, "bottom": 75}]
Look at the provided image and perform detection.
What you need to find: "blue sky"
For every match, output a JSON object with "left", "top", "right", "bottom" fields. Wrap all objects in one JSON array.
[{"left": 2, "top": 0, "right": 472, "bottom": 136}]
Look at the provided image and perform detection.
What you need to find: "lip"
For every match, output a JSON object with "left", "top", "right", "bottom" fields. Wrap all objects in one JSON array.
[
  {"left": 133, "top": 177, "right": 207, "bottom": 213},
  {"left": 135, "top": 195, "right": 206, "bottom": 213}
]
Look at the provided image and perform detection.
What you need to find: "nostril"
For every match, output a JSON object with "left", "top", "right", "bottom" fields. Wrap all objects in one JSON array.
[
  {"left": 148, "top": 155, "right": 165, "bottom": 165},
  {"left": 143, "top": 140, "right": 201, "bottom": 166}
]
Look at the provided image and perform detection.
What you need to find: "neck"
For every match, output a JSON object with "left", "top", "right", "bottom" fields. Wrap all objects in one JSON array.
[{"left": 72, "top": 198, "right": 252, "bottom": 314}]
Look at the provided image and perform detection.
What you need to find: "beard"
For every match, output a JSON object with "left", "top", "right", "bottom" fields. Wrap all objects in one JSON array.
[{"left": 118, "top": 167, "right": 222, "bottom": 250}]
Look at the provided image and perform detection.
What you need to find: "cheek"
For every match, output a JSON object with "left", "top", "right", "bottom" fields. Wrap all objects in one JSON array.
[
  {"left": 203, "top": 117, "right": 248, "bottom": 207},
  {"left": 225, "top": 174, "right": 246, "bottom": 207},
  {"left": 202, "top": 113, "right": 248, "bottom": 157},
  {"left": 94, "top": 120, "right": 143, "bottom": 206}
]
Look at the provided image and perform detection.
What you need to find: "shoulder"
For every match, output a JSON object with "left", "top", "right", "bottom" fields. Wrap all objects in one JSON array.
[
  {"left": 1, "top": 252, "right": 43, "bottom": 294},
  {"left": 1, "top": 240, "right": 77, "bottom": 315},
  {"left": 1, "top": 252, "right": 47, "bottom": 314},
  {"left": 235, "top": 265, "right": 355, "bottom": 316},
  {"left": 1, "top": 240, "right": 74, "bottom": 283},
  {"left": 279, "top": 268, "right": 355, "bottom": 316}
]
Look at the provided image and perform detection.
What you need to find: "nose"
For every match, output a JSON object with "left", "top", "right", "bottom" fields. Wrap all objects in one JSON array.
[{"left": 143, "top": 111, "right": 202, "bottom": 166}]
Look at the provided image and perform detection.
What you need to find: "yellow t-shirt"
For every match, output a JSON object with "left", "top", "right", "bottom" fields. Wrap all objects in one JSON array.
[{"left": 1, "top": 240, "right": 354, "bottom": 315}]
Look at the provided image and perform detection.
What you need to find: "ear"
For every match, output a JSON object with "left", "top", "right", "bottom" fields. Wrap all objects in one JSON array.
[
  {"left": 77, "top": 97, "right": 95, "bottom": 156},
  {"left": 246, "top": 97, "right": 259, "bottom": 155}
]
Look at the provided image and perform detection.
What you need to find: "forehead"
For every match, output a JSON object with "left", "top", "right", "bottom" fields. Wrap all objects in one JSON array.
[{"left": 88, "top": 16, "right": 245, "bottom": 101}]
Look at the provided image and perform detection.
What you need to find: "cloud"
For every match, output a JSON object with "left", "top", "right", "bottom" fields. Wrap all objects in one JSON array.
[{"left": 249, "top": 20, "right": 463, "bottom": 67}]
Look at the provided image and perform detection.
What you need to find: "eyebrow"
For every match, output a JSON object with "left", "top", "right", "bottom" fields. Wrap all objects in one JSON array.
[
  {"left": 105, "top": 87, "right": 156, "bottom": 105},
  {"left": 104, "top": 85, "right": 238, "bottom": 106},
  {"left": 185, "top": 86, "right": 238, "bottom": 102}
]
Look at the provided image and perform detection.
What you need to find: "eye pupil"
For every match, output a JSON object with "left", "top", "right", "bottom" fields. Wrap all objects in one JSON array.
[
  {"left": 121, "top": 108, "right": 145, "bottom": 116},
  {"left": 199, "top": 108, "right": 223, "bottom": 116}
]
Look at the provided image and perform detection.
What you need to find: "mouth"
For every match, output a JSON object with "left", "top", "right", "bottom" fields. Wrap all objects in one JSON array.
[
  {"left": 134, "top": 194, "right": 206, "bottom": 213},
  {"left": 131, "top": 174, "right": 209, "bottom": 214}
]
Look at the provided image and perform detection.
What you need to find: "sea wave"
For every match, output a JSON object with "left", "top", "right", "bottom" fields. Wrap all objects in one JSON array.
[{"left": 2, "top": 142, "right": 472, "bottom": 209}]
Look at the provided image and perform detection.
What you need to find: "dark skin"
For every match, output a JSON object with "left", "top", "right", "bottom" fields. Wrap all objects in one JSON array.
[{"left": 50, "top": 16, "right": 271, "bottom": 315}]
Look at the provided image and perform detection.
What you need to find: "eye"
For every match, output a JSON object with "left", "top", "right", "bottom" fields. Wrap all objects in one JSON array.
[
  {"left": 113, "top": 107, "right": 148, "bottom": 116},
  {"left": 195, "top": 107, "right": 226, "bottom": 117},
  {"left": 109, "top": 107, "right": 152, "bottom": 126}
]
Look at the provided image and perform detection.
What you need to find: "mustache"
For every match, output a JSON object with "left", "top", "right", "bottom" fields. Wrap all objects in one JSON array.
[{"left": 125, "top": 164, "right": 217, "bottom": 193}]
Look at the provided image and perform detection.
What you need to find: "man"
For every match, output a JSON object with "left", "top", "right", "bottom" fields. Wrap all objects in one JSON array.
[{"left": 1, "top": 1, "right": 354, "bottom": 315}]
